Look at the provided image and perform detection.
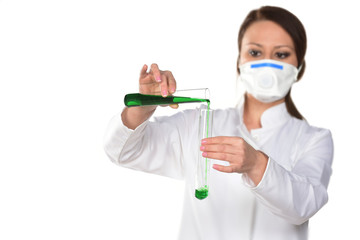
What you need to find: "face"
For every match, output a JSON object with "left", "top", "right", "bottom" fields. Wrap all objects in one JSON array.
[{"left": 239, "top": 20, "right": 298, "bottom": 67}]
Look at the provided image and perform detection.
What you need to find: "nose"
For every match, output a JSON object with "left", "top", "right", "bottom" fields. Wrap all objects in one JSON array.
[{"left": 263, "top": 52, "right": 273, "bottom": 60}]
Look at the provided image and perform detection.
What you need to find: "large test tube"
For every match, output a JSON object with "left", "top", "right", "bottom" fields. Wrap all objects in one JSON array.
[
  {"left": 124, "top": 88, "right": 210, "bottom": 107},
  {"left": 195, "top": 108, "right": 213, "bottom": 200}
]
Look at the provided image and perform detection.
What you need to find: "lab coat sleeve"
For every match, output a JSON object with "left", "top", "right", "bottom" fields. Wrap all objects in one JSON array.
[
  {"left": 246, "top": 128, "right": 334, "bottom": 225},
  {"left": 103, "top": 109, "right": 196, "bottom": 180}
]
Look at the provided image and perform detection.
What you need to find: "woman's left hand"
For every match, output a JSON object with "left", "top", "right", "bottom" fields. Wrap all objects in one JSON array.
[{"left": 200, "top": 136, "right": 268, "bottom": 185}]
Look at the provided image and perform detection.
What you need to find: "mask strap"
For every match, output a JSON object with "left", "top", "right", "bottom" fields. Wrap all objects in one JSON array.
[{"left": 298, "top": 63, "right": 303, "bottom": 72}]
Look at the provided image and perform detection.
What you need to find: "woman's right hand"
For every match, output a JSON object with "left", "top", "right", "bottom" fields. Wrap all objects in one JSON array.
[
  {"left": 139, "top": 63, "right": 177, "bottom": 97},
  {"left": 122, "top": 63, "right": 178, "bottom": 130}
]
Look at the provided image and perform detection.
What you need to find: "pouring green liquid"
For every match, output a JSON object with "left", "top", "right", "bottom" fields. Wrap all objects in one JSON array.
[
  {"left": 124, "top": 93, "right": 211, "bottom": 200},
  {"left": 124, "top": 93, "right": 209, "bottom": 107}
]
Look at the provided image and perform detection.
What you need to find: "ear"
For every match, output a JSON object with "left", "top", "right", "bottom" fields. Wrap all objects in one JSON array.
[
  {"left": 236, "top": 55, "right": 241, "bottom": 75},
  {"left": 297, "top": 60, "right": 306, "bottom": 81}
]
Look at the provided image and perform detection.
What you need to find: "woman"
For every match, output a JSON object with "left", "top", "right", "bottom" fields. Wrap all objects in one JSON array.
[{"left": 104, "top": 6, "right": 334, "bottom": 240}]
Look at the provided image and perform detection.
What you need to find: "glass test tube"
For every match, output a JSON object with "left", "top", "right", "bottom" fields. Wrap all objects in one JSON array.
[
  {"left": 124, "top": 88, "right": 210, "bottom": 107},
  {"left": 195, "top": 108, "right": 213, "bottom": 200}
]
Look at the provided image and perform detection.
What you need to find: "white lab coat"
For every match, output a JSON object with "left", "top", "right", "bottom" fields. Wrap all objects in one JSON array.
[{"left": 103, "top": 102, "right": 334, "bottom": 240}]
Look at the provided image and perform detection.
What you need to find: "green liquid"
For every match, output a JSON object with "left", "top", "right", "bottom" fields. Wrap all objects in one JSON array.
[
  {"left": 124, "top": 93, "right": 209, "bottom": 107},
  {"left": 195, "top": 186, "right": 209, "bottom": 200}
]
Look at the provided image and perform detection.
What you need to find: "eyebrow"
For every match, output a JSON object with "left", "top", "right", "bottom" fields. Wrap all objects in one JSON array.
[
  {"left": 274, "top": 45, "right": 295, "bottom": 50},
  {"left": 246, "top": 42, "right": 262, "bottom": 47},
  {"left": 246, "top": 42, "right": 295, "bottom": 50}
]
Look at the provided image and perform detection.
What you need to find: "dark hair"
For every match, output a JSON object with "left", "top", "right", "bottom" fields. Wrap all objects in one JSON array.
[{"left": 237, "top": 6, "right": 306, "bottom": 120}]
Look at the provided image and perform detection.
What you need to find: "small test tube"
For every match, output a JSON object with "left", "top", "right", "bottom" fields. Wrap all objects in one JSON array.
[{"left": 195, "top": 108, "right": 213, "bottom": 200}]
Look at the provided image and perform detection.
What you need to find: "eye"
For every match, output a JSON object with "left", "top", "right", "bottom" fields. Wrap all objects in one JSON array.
[
  {"left": 248, "top": 49, "right": 261, "bottom": 57},
  {"left": 275, "top": 52, "right": 290, "bottom": 59}
]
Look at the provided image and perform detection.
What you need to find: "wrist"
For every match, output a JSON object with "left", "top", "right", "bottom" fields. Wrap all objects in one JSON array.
[
  {"left": 122, "top": 106, "right": 156, "bottom": 130},
  {"left": 247, "top": 151, "right": 268, "bottom": 186}
]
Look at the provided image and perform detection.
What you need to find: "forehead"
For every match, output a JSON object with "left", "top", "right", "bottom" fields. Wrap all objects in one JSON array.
[{"left": 242, "top": 20, "right": 294, "bottom": 47}]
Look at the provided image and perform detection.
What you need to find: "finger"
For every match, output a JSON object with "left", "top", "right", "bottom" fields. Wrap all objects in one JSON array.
[
  {"left": 169, "top": 104, "right": 179, "bottom": 109},
  {"left": 150, "top": 63, "right": 162, "bottom": 83},
  {"left": 202, "top": 151, "right": 237, "bottom": 162},
  {"left": 200, "top": 144, "right": 241, "bottom": 155},
  {"left": 139, "top": 64, "right": 155, "bottom": 86},
  {"left": 212, "top": 164, "right": 234, "bottom": 173},
  {"left": 160, "top": 74, "right": 169, "bottom": 97},
  {"left": 202, "top": 136, "right": 245, "bottom": 146},
  {"left": 159, "top": 104, "right": 178, "bottom": 109},
  {"left": 166, "top": 72, "right": 177, "bottom": 94},
  {"left": 140, "top": 64, "right": 148, "bottom": 78}
]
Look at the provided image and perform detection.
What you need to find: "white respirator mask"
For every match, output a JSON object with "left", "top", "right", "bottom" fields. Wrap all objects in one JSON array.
[{"left": 238, "top": 59, "right": 300, "bottom": 103}]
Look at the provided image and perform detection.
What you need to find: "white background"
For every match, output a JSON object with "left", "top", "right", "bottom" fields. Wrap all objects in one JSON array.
[{"left": 1, "top": 0, "right": 359, "bottom": 239}]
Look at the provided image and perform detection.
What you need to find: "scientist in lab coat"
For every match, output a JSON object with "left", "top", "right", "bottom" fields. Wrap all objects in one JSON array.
[{"left": 104, "top": 6, "right": 334, "bottom": 240}]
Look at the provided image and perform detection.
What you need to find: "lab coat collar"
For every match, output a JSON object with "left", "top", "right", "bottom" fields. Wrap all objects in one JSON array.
[
  {"left": 237, "top": 96, "right": 292, "bottom": 130},
  {"left": 260, "top": 102, "right": 291, "bottom": 129}
]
